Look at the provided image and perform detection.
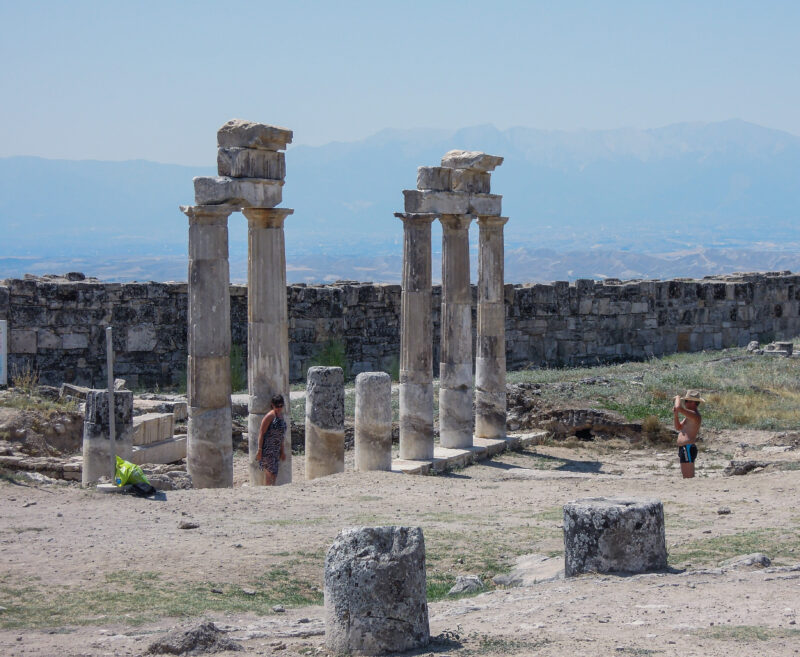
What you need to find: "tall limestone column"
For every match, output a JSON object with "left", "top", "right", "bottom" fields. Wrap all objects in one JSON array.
[
  {"left": 475, "top": 216, "right": 509, "bottom": 440},
  {"left": 394, "top": 213, "right": 436, "bottom": 460},
  {"left": 242, "top": 207, "right": 294, "bottom": 486},
  {"left": 438, "top": 214, "right": 474, "bottom": 448},
  {"left": 181, "top": 204, "right": 236, "bottom": 488}
]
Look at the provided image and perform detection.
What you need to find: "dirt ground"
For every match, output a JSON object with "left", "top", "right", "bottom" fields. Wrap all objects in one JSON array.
[{"left": 1, "top": 428, "right": 799, "bottom": 657}]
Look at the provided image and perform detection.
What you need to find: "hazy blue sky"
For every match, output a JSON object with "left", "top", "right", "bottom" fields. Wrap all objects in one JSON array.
[{"left": 2, "top": 0, "right": 798, "bottom": 165}]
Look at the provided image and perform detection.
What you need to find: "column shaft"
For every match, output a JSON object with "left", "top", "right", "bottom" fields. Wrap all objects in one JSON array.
[
  {"left": 242, "top": 208, "right": 294, "bottom": 486},
  {"left": 439, "top": 214, "right": 474, "bottom": 448},
  {"left": 182, "top": 204, "right": 236, "bottom": 488},
  {"left": 475, "top": 216, "right": 509, "bottom": 439},
  {"left": 395, "top": 213, "right": 435, "bottom": 460}
]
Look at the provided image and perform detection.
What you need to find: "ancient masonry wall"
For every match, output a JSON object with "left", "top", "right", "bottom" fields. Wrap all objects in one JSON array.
[{"left": 0, "top": 271, "right": 798, "bottom": 388}]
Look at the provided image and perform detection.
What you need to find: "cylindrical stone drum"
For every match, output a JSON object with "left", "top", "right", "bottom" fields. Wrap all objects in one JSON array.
[
  {"left": 325, "top": 526, "right": 429, "bottom": 655},
  {"left": 82, "top": 390, "right": 134, "bottom": 486},
  {"left": 563, "top": 497, "right": 667, "bottom": 576},
  {"left": 305, "top": 366, "right": 345, "bottom": 480},
  {"left": 354, "top": 372, "right": 392, "bottom": 471}
]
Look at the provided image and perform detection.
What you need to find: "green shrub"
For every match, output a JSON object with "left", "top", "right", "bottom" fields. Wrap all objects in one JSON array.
[
  {"left": 230, "top": 344, "right": 247, "bottom": 393},
  {"left": 307, "top": 339, "right": 349, "bottom": 379}
]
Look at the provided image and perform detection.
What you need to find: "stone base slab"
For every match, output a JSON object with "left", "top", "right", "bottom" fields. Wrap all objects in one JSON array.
[
  {"left": 130, "top": 436, "right": 187, "bottom": 465},
  {"left": 391, "top": 430, "right": 546, "bottom": 475}
]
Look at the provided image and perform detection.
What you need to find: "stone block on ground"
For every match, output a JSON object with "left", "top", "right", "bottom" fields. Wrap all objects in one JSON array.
[
  {"left": 130, "top": 436, "right": 187, "bottom": 465},
  {"left": 217, "top": 119, "right": 292, "bottom": 151},
  {"left": 441, "top": 150, "right": 504, "bottom": 172},
  {"left": 325, "top": 526, "right": 429, "bottom": 655},
  {"left": 217, "top": 147, "right": 286, "bottom": 179},
  {"left": 193, "top": 176, "right": 283, "bottom": 208},
  {"left": 563, "top": 497, "right": 667, "bottom": 576},
  {"left": 132, "top": 412, "right": 174, "bottom": 446}
]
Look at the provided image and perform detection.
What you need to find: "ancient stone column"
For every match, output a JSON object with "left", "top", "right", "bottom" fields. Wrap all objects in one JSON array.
[
  {"left": 475, "top": 216, "right": 509, "bottom": 439},
  {"left": 242, "top": 207, "right": 294, "bottom": 486},
  {"left": 394, "top": 213, "right": 435, "bottom": 460},
  {"left": 181, "top": 204, "right": 236, "bottom": 489},
  {"left": 81, "top": 390, "right": 133, "bottom": 486},
  {"left": 354, "top": 371, "right": 392, "bottom": 471},
  {"left": 305, "top": 366, "right": 345, "bottom": 480},
  {"left": 438, "top": 214, "right": 474, "bottom": 448},
  {"left": 325, "top": 526, "right": 430, "bottom": 655}
]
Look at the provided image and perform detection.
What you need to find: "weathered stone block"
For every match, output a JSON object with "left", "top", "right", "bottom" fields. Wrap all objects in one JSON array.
[
  {"left": 441, "top": 150, "right": 504, "bottom": 172},
  {"left": 451, "top": 169, "right": 491, "bottom": 193},
  {"left": 325, "top": 526, "right": 429, "bottom": 655},
  {"left": 563, "top": 497, "right": 667, "bottom": 576},
  {"left": 126, "top": 324, "right": 157, "bottom": 352},
  {"left": 217, "top": 119, "right": 292, "bottom": 151},
  {"left": 10, "top": 329, "right": 37, "bottom": 354},
  {"left": 217, "top": 147, "right": 285, "bottom": 179},
  {"left": 469, "top": 193, "right": 502, "bottom": 216},
  {"left": 416, "top": 166, "right": 452, "bottom": 191},
  {"left": 193, "top": 176, "right": 283, "bottom": 207},
  {"left": 403, "top": 190, "right": 469, "bottom": 214}
]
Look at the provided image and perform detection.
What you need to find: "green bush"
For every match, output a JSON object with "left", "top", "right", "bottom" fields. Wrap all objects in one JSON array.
[
  {"left": 307, "top": 339, "right": 349, "bottom": 379},
  {"left": 230, "top": 344, "right": 247, "bottom": 392}
]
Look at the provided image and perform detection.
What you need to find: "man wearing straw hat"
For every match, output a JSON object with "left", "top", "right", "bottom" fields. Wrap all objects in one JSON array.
[{"left": 673, "top": 390, "right": 705, "bottom": 478}]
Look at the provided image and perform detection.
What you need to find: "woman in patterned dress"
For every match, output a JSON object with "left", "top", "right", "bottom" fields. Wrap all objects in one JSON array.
[{"left": 256, "top": 394, "right": 287, "bottom": 486}]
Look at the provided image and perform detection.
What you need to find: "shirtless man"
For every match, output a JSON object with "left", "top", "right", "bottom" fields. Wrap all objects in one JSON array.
[{"left": 673, "top": 390, "right": 704, "bottom": 478}]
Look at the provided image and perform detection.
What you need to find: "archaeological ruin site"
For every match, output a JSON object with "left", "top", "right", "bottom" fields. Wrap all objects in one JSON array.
[{"left": 2, "top": 119, "right": 800, "bottom": 656}]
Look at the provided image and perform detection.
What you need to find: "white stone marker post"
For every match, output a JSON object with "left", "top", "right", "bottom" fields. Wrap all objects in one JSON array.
[
  {"left": 354, "top": 371, "right": 392, "bottom": 471},
  {"left": 475, "top": 216, "right": 509, "bottom": 439},
  {"left": 395, "top": 213, "right": 436, "bottom": 460},
  {"left": 438, "top": 214, "right": 474, "bottom": 448},
  {"left": 181, "top": 204, "right": 236, "bottom": 488},
  {"left": 305, "top": 366, "right": 345, "bottom": 480},
  {"left": 242, "top": 207, "right": 294, "bottom": 486}
]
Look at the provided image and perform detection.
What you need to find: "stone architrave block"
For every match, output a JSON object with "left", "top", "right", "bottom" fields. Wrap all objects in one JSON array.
[
  {"left": 217, "top": 119, "right": 293, "bottom": 151},
  {"left": 469, "top": 193, "right": 502, "bottom": 216},
  {"left": 416, "top": 166, "right": 452, "bottom": 192},
  {"left": 403, "top": 190, "right": 469, "bottom": 214},
  {"left": 325, "top": 526, "right": 429, "bottom": 655},
  {"left": 563, "top": 497, "right": 667, "bottom": 576},
  {"left": 193, "top": 176, "right": 283, "bottom": 208},
  {"left": 441, "top": 150, "right": 504, "bottom": 172},
  {"left": 217, "top": 148, "right": 286, "bottom": 179},
  {"left": 451, "top": 169, "right": 491, "bottom": 194}
]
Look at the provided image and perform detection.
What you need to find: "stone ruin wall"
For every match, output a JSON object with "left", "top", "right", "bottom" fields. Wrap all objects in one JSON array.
[{"left": 1, "top": 271, "right": 798, "bottom": 389}]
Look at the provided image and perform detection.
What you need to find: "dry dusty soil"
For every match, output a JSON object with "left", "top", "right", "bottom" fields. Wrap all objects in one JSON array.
[{"left": 1, "top": 429, "right": 800, "bottom": 657}]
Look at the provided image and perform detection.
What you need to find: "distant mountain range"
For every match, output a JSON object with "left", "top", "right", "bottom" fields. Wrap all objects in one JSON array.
[{"left": 1, "top": 120, "right": 799, "bottom": 283}]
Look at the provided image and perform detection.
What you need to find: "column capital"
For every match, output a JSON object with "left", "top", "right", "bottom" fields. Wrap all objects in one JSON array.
[
  {"left": 439, "top": 213, "right": 474, "bottom": 231},
  {"left": 180, "top": 204, "right": 239, "bottom": 225},
  {"left": 394, "top": 212, "right": 436, "bottom": 226},
  {"left": 242, "top": 207, "right": 294, "bottom": 228},
  {"left": 477, "top": 215, "right": 509, "bottom": 229}
]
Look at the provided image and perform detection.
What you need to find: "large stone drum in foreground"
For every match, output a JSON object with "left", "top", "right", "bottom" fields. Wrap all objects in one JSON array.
[
  {"left": 324, "top": 526, "right": 430, "bottom": 655},
  {"left": 563, "top": 497, "right": 667, "bottom": 576}
]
